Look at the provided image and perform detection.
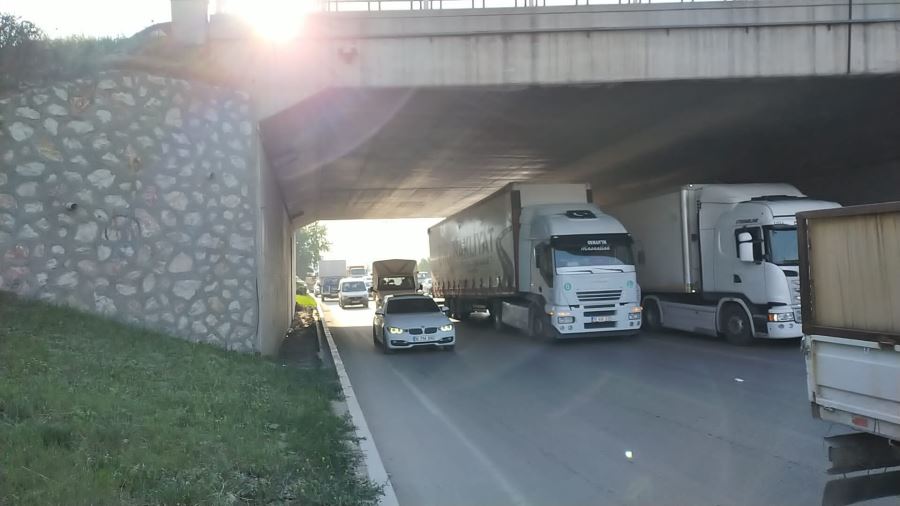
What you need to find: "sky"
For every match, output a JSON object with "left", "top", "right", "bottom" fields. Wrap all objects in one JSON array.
[
  {"left": 2, "top": 0, "right": 313, "bottom": 39},
  {"left": 319, "top": 218, "right": 442, "bottom": 268}
]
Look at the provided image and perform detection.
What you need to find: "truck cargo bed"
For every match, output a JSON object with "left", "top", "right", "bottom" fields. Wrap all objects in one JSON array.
[{"left": 806, "top": 334, "right": 900, "bottom": 441}]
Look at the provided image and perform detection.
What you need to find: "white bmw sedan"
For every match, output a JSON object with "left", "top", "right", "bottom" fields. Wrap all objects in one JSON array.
[{"left": 373, "top": 295, "right": 455, "bottom": 353}]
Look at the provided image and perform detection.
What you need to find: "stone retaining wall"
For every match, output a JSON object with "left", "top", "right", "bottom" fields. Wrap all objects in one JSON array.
[{"left": 0, "top": 70, "right": 262, "bottom": 352}]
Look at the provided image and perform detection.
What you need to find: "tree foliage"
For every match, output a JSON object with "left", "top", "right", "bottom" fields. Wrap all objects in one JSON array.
[
  {"left": 295, "top": 223, "right": 331, "bottom": 277},
  {"left": 417, "top": 257, "right": 431, "bottom": 272}
]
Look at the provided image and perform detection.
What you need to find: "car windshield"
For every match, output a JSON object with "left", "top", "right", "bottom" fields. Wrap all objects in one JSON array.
[
  {"left": 386, "top": 298, "right": 439, "bottom": 314},
  {"left": 551, "top": 234, "right": 634, "bottom": 270},
  {"left": 766, "top": 226, "right": 799, "bottom": 266},
  {"left": 378, "top": 276, "right": 415, "bottom": 290},
  {"left": 341, "top": 281, "right": 366, "bottom": 291}
]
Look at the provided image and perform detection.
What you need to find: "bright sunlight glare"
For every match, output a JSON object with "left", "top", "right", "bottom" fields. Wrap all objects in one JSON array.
[{"left": 222, "top": 0, "right": 313, "bottom": 41}]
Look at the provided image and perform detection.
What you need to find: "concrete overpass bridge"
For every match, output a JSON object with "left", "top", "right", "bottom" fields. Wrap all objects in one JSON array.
[
  {"left": 181, "top": 0, "right": 900, "bottom": 224},
  {"left": 4, "top": 0, "right": 898, "bottom": 356}
]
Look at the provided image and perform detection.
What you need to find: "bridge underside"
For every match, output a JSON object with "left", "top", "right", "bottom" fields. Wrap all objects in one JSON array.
[{"left": 260, "top": 74, "right": 900, "bottom": 222}]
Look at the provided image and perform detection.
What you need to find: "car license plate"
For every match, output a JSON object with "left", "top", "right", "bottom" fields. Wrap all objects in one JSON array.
[
  {"left": 591, "top": 316, "right": 614, "bottom": 323},
  {"left": 413, "top": 335, "right": 429, "bottom": 343}
]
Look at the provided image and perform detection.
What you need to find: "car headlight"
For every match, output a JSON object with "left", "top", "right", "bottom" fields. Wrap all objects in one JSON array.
[
  {"left": 440, "top": 324, "right": 453, "bottom": 332},
  {"left": 557, "top": 316, "right": 575, "bottom": 324},
  {"left": 388, "top": 327, "right": 404, "bottom": 334},
  {"left": 768, "top": 312, "right": 794, "bottom": 322}
]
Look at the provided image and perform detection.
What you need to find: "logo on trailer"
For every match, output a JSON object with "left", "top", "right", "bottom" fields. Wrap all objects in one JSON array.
[{"left": 564, "top": 282, "right": 572, "bottom": 291}]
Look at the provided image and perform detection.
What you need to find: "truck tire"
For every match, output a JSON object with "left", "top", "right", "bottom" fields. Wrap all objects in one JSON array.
[
  {"left": 721, "top": 304, "right": 754, "bottom": 346},
  {"left": 492, "top": 302, "right": 504, "bottom": 331},
  {"left": 643, "top": 299, "right": 662, "bottom": 331},
  {"left": 531, "top": 310, "right": 551, "bottom": 340}
]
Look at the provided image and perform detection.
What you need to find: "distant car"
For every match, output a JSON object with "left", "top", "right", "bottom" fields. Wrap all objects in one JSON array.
[
  {"left": 365, "top": 279, "right": 374, "bottom": 300},
  {"left": 339, "top": 278, "right": 369, "bottom": 309},
  {"left": 373, "top": 295, "right": 455, "bottom": 354}
]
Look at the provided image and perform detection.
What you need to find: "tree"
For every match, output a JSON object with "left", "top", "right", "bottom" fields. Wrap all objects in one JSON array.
[
  {"left": 0, "top": 13, "right": 45, "bottom": 89},
  {"left": 295, "top": 223, "right": 330, "bottom": 278},
  {"left": 417, "top": 257, "right": 431, "bottom": 272}
]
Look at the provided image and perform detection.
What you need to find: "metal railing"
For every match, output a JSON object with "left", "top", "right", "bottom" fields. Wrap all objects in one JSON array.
[{"left": 320, "top": 0, "right": 714, "bottom": 12}]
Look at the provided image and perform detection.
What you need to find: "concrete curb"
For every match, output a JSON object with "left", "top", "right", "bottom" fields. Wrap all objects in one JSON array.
[{"left": 317, "top": 303, "right": 400, "bottom": 506}]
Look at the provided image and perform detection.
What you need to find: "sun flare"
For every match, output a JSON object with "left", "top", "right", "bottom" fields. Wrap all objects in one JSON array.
[{"left": 222, "top": 0, "right": 312, "bottom": 41}]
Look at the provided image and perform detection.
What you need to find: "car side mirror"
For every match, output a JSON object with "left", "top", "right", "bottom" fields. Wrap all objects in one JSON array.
[
  {"left": 375, "top": 310, "right": 384, "bottom": 316},
  {"left": 737, "top": 232, "right": 755, "bottom": 263},
  {"left": 440, "top": 305, "right": 450, "bottom": 316}
]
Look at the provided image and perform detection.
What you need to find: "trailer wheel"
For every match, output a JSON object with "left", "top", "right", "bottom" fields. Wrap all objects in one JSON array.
[
  {"left": 721, "top": 304, "right": 753, "bottom": 346},
  {"left": 643, "top": 299, "right": 662, "bottom": 331}
]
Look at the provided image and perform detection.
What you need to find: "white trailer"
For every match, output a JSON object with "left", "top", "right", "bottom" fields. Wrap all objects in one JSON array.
[
  {"left": 429, "top": 183, "right": 641, "bottom": 339},
  {"left": 798, "top": 202, "right": 900, "bottom": 504},
  {"left": 318, "top": 259, "right": 347, "bottom": 300},
  {"left": 609, "top": 184, "right": 839, "bottom": 345}
]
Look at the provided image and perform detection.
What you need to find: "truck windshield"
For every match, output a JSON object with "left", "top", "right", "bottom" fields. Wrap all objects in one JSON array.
[
  {"left": 765, "top": 226, "right": 799, "bottom": 266},
  {"left": 551, "top": 234, "right": 634, "bottom": 270}
]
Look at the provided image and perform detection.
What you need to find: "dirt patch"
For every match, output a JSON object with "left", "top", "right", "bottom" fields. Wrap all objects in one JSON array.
[{"left": 278, "top": 309, "right": 321, "bottom": 369}]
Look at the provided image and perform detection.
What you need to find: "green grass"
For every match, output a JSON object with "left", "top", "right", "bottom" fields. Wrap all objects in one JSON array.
[
  {"left": 0, "top": 292, "right": 381, "bottom": 505},
  {"left": 295, "top": 294, "right": 317, "bottom": 309}
]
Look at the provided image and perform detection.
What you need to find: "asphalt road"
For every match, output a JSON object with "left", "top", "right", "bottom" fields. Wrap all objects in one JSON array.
[{"left": 322, "top": 300, "right": 842, "bottom": 506}]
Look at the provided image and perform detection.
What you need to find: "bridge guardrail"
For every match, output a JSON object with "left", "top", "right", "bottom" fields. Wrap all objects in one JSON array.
[{"left": 320, "top": 0, "right": 724, "bottom": 12}]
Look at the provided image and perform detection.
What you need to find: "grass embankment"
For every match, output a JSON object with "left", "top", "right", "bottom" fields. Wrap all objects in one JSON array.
[
  {"left": 0, "top": 292, "right": 380, "bottom": 505},
  {"left": 295, "top": 294, "right": 317, "bottom": 310}
]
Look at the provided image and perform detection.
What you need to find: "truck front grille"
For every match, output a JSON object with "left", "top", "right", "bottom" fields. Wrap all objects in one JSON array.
[{"left": 576, "top": 290, "right": 622, "bottom": 302}]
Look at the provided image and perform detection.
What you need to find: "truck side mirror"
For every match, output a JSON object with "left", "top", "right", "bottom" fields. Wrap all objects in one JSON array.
[{"left": 737, "top": 232, "right": 755, "bottom": 263}]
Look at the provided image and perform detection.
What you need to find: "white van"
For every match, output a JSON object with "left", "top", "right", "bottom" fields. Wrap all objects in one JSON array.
[{"left": 338, "top": 278, "right": 370, "bottom": 309}]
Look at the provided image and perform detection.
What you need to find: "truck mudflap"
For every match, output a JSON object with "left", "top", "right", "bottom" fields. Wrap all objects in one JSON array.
[
  {"left": 821, "top": 468, "right": 900, "bottom": 506},
  {"left": 824, "top": 432, "right": 900, "bottom": 474}
]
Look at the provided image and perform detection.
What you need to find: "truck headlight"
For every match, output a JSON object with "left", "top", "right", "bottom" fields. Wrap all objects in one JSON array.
[
  {"left": 440, "top": 324, "right": 453, "bottom": 331},
  {"left": 768, "top": 312, "right": 794, "bottom": 322},
  {"left": 628, "top": 313, "right": 642, "bottom": 320},
  {"left": 557, "top": 316, "right": 575, "bottom": 324},
  {"left": 388, "top": 327, "right": 404, "bottom": 334}
]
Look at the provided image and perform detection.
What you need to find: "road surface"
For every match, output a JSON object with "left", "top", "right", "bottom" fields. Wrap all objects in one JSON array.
[{"left": 322, "top": 301, "right": 840, "bottom": 506}]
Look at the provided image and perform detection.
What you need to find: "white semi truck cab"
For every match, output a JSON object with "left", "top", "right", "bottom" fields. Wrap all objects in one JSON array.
[
  {"left": 610, "top": 184, "right": 840, "bottom": 344},
  {"left": 430, "top": 183, "right": 641, "bottom": 339},
  {"left": 525, "top": 204, "right": 642, "bottom": 337}
]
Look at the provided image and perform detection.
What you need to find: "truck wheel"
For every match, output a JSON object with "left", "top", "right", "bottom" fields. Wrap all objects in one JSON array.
[
  {"left": 721, "top": 304, "right": 754, "bottom": 346},
  {"left": 531, "top": 310, "right": 550, "bottom": 340},
  {"left": 643, "top": 300, "right": 662, "bottom": 331},
  {"left": 492, "top": 302, "right": 503, "bottom": 331}
]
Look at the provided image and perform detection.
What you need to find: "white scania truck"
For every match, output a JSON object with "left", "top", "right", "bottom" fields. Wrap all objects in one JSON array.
[
  {"left": 609, "top": 184, "right": 839, "bottom": 345},
  {"left": 429, "top": 183, "right": 642, "bottom": 339}
]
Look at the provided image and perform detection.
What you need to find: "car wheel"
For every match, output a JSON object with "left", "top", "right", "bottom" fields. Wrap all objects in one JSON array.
[
  {"left": 381, "top": 327, "right": 394, "bottom": 354},
  {"left": 372, "top": 326, "right": 378, "bottom": 346},
  {"left": 721, "top": 304, "right": 754, "bottom": 346},
  {"left": 363, "top": 302, "right": 369, "bottom": 309}
]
